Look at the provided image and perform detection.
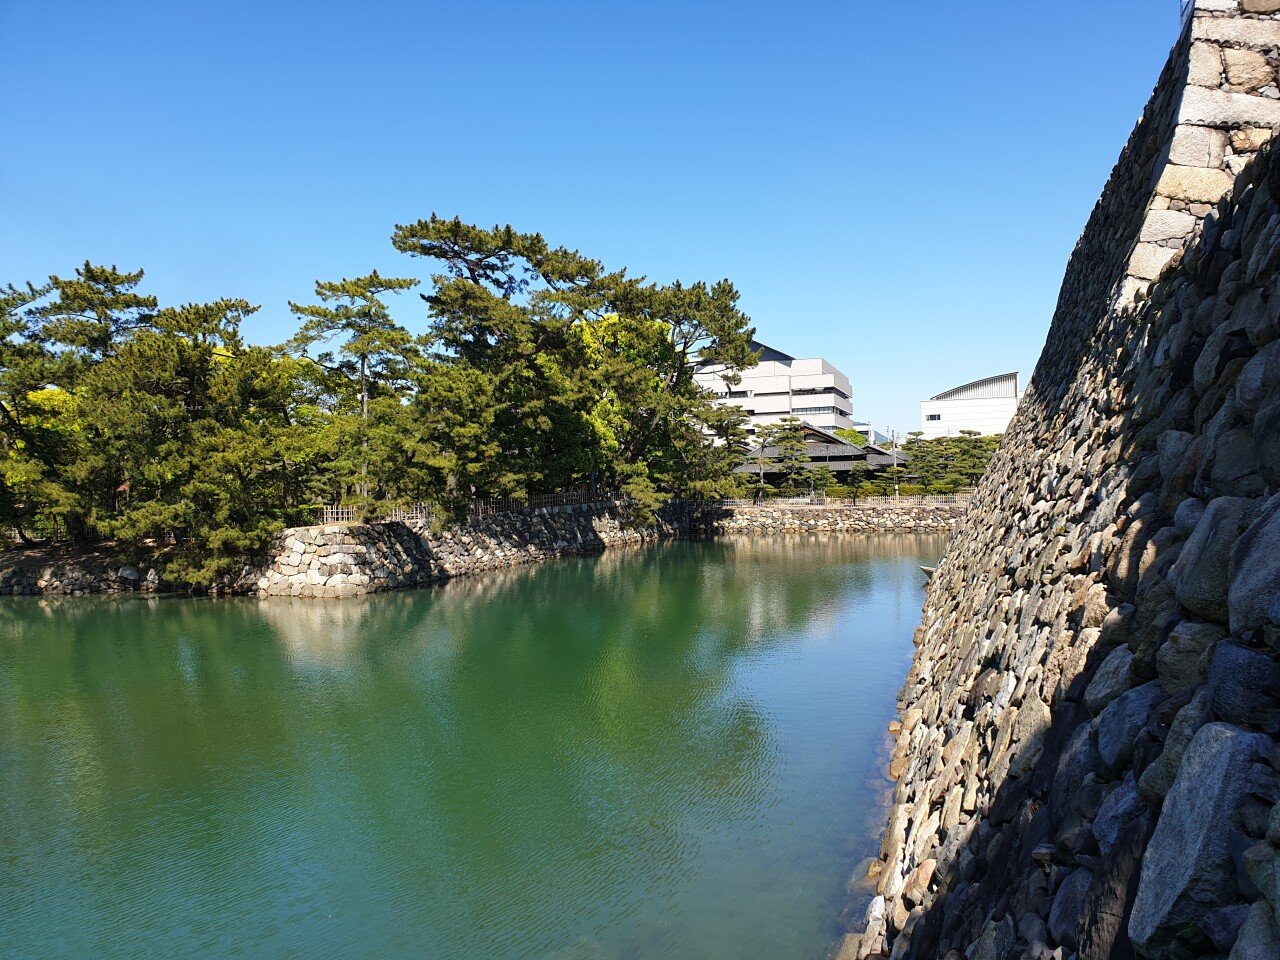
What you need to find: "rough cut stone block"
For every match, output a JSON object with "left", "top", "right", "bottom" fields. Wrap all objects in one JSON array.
[
  {"left": 1189, "top": 42, "right": 1224, "bottom": 88},
  {"left": 1130, "top": 723, "right": 1261, "bottom": 954},
  {"left": 1170, "top": 495, "right": 1253, "bottom": 621},
  {"left": 1243, "top": 0, "right": 1280, "bottom": 12},
  {"left": 1156, "top": 164, "right": 1235, "bottom": 203},
  {"left": 1139, "top": 688, "right": 1212, "bottom": 802},
  {"left": 1208, "top": 641, "right": 1276, "bottom": 725},
  {"left": 1048, "top": 867, "right": 1092, "bottom": 949},
  {"left": 1097, "top": 681, "right": 1163, "bottom": 772},
  {"left": 1223, "top": 48, "right": 1275, "bottom": 92},
  {"left": 1169, "top": 124, "right": 1228, "bottom": 167},
  {"left": 1192, "top": 16, "right": 1280, "bottom": 47},
  {"left": 1228, "top": 902, "right": 1280, "bottom": 960},
  {"left": 1228, "top": 494, "right": 1280, "bottom": 633},
  {"left": 1179, "top": 86, "right": 1280, "bottom": 128},
  {"left": 1231, "top": 127, "right": 1274, "bottom": 152},
  {"left": 1129, "top": 243, "right": 1180, "bottom": 281},
  {"left": 1085, "top": 645, "right": 1135, "bottom": 715}
]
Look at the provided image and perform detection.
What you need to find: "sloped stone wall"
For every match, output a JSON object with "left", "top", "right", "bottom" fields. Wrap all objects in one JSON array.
[
  {"left": 253, "top": 502, "right": 682, "bottom": 598},
  {"left": 714, "top": 503, "right": 960, "bottom": 534},
  {"left": 846, "top": 3, "right": 1280, "bottom": 959},
  {"left": 253, "top": 500, "right": 965, "bottom": 598}
]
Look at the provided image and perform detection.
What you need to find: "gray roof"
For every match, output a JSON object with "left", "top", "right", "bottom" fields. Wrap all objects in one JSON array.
[{"left": 930, "top": 372, "right": 1019, "bottom": 402}]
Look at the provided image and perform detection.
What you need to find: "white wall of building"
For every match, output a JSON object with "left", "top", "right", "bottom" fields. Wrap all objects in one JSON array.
[
  {"left": 919, "top": 395, "right": 1019, "bottom": 438},
  {"left": 695, "top": 346, "right": 855, "bottom": 435}
]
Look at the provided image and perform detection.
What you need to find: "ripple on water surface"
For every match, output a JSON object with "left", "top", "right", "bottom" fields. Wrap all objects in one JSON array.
[{"left": 0, "top": 534, "right": 944, "bottom": 960}]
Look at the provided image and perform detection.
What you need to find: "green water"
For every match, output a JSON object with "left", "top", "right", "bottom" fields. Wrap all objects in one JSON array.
[{"left": 0, "top": 534, "right": 943, "bottom": 960}]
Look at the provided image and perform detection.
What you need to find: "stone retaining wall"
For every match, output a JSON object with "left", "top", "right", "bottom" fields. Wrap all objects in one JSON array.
[
  {"left": 0, "top": 501, "right": 966, "bottom": 598},
  {"left": 253, "top": 502, "right": 681, "bottom": 598},
  {"left": 252, "top": 501, "right": 965, "bottom": 598},
  {"left": 712, "top": 504, "right": 959, "bottom": 535},
  {"left": 0, "top": 547, "right": 166, "bottom": 597},
  {"left": 846, "top": 3, "right": 1280, "bottom": 959}
]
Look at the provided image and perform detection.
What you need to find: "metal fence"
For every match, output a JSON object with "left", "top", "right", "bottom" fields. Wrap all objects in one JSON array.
[
  {"left": 319, "top": 490, "right": 620, "bottom": 525},
  {"left": 717, "top": 492, "right": 973, "bottom": 509},
  {"left": 313, "top": 489, "right": 974, "bottom": 525}
]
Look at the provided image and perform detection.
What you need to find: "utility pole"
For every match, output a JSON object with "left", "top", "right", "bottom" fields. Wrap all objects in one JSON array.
[{"left": 891, "top": 429, "right": 901, "bottom": 499}]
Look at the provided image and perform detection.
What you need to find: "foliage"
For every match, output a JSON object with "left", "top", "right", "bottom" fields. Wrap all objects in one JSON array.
[
  {"left": 393, "top": 215, "right": 756, "bottom": 523},
  {"left": 0, "top": 218, "right": 759, "bottom": 582},
  {"left": 900, "top": 430, "right": 1000, "bottom": 493},
  {"left": 756, "top": 417, "right": 810, "bottom": 494},
  {"left": 834, "top": 427, "right": 868, "bottom": 446}
]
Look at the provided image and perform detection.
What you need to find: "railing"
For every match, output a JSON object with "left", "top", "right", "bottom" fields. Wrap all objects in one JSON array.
[
  {"left": 319, "top": 490, "right": 620, "bottom": 525},
  {"left": 315, "top": 490, "right": 973, "bottom": 525},
  {"left": 718, "top": 492, "right": 973, "bottom": 508}
]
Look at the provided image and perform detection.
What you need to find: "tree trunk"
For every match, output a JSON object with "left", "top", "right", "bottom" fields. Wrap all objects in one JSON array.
[{"left": 360, "top": 356, "right": 369, "bottom": 502}]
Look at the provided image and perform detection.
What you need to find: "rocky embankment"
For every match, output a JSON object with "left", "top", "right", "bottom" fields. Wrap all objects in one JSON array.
[
  {"left": 715, "top": 503, "right": 958, "bottom": 535},
  {"left": 847, "top": 3, "right": 1280, "bottom": 959},
  {"left": 0, "top": 500, "right": 966, "bottom": 598},
  {"left": 253, "top": 501, "right": 964, "bottom": 598},
  {"left": 0, "top": 543, "right": 170, "bottom": 596}
]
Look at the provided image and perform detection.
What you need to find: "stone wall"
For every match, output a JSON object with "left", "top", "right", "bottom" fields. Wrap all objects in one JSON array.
[
  {"left": 0, "top": 545, "right": 167, "bottom": 596},
  {"left": 712, "top": 503, "right": 960, "bottom": 535},
  {"left": 846, "top": 3, "right": 1280, "bottom": 959},
  {"left": 253, "top": 500, "right": 965, "bottom": 598},
  {"left": 253, "top": 502, "right": 681, "bottom": 598},
  {"left": 0, "top": 500, "right": 966, "bottom": 598}
]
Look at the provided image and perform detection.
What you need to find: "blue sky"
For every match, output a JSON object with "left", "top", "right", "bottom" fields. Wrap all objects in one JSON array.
[{"left": 2, "top": 0, "right": 1180, "bottom": 435}]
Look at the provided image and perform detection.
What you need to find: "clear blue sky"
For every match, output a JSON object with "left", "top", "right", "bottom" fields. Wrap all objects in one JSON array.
[{"left": 2, "top": 0, "right": 1180, "bottom": 435}]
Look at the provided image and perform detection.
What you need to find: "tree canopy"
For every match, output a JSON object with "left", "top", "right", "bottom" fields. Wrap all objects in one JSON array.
[
  {"left": 0, "top": 218, "right": 759, "bottom": 583},
  {"left": 900, "top": 430, "right": 1000, "bottom": 493}
]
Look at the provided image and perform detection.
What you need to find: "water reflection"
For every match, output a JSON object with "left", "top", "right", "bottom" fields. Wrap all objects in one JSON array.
[{"left": 0, "top": 534, "right": 944, "bottom": 960}]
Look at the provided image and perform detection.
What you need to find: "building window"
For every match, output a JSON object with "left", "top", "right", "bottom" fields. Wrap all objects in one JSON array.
[
  {"left": 926, "top": 414, "right": 941, "bottom": 421},
  {"left": 727, "top": 390, "right": 749, "bottom": 399},
  {"left": 794, "top": 406, "right": 841, "bottom": 415}
]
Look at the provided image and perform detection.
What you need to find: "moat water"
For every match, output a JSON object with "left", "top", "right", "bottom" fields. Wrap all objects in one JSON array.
[{"left": 0, "top": 534, "right": 944, "bottom": 960}]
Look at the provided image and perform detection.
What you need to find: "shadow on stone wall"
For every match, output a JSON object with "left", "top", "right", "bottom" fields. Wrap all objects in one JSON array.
[{"left": 845, "top": 5, "right": 1280, "bottom": 958}]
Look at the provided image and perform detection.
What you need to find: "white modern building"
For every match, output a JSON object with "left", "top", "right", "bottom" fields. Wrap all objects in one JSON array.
[
  {"left": 919, "top": 372, "right": 1021, "bottom": 438},
  {"left": 695, "top": 340, "right": 855, "bottom": 435}
]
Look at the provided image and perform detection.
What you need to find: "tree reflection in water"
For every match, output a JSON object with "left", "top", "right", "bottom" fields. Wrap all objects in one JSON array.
[{"left": 0, "top": 534, "right": 945, "bottom": 960}]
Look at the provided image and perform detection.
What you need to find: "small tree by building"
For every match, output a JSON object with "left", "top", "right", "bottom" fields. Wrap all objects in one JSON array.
[{"left": 759, "top": 416, "right": 809, "bottom": 494}]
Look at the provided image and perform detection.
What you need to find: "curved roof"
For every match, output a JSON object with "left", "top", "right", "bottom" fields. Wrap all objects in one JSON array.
[{"left": 930, "top": 372, "right": 1019, "bottom": 402}]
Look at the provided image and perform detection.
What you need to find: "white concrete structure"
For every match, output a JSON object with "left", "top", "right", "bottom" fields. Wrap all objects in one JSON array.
[
  {"left": 695, "top": 341, "right": 854, "bottom": 435},
  {"left": 919, "top": 372, "right": 1021, "bottom": 438}
]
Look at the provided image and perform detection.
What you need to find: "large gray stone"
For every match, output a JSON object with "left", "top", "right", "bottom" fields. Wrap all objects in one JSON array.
[
  {"left": 1157, "top": 620, "right": 1223, "bottom": 691},
  {"left": 1234, "top": 340, "right": 1280, "bottom": 418},
  {"left": 1139, "top": 689, "right": 1212, "bottom": 801},
  {"left": 1174, "top": 497, "right": 1207, "bottom": 534},
  {"left": 1229, "top": 495, "right": 1280, "bottom": 634},
  {"left": 1129, "top": 723, "right": 1262, "bottom": 954},
  {"left": 1257, "top": 398, "right": 1280, "bottom": 488},
  {"left": 1170, "top": 496, "right": 1254, "bottom": 623},
  {"left": 1212, "top": 426, "right": 1267, "bottom": 498},
  {"left": 1201, "top": 904, "right": 1251, "bottom": 954},
  {"left": 1052, "top": 720, "right": 1101, "bottom": 822},
  {"left": 1192, "top": 15, "right": 1280, "bottom": 47},
  {"left": 1188, "top": 42, "right": 1224, "bottom": 87},
  {"left": 1093, "top": 773, "right": 1143, "bottom": 856},
  {"left": 1009, "top": 691, "right": 1052, "bottom": 778},
  {"left": 1097, "top": 681, "right": 1163, "bottom": 773},
  {"left": 1208, "top": 640, "right": 1277, "bottom": 725},
  {"left": 1130, "top": 244, "right": 1179, "bottom": 282},
  {"left": 1179, "top": 86, "right": 1280, "bottom": 131},
  {"left": 1228, "top": 901, "right": 1280, "bottom": 960},
  {"left": 1049, "top": 867, "right": 1093, "bottom": 949},
  {"left": 1085, "top": 645, "right": 1135, "bottom": 715}
]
